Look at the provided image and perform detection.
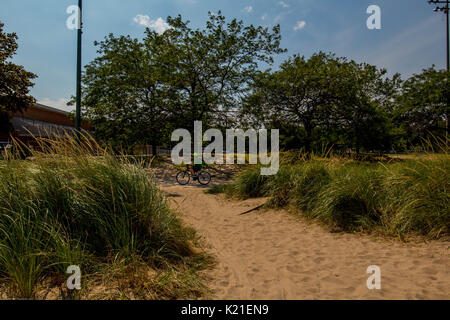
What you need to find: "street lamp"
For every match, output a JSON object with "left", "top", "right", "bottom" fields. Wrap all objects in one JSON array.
[{"left": 75, "top": 0, "right": 83, "bottom": 139}]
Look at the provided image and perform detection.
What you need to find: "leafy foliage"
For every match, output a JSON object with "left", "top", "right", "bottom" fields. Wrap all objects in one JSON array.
[
  {"left": 80, "top": 12, "right": 284, "bottom": 150},
  {"left": 243, "top": 53, "right": 402, "bottom": 153},
  {"left": 394, "top": 67, "right": 449, "bottom": 148},
  {"left": 0, "top": 21, "right": 36, "bottom": 134}
]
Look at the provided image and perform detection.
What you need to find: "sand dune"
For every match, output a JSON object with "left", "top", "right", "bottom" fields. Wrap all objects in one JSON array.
[{"left": 163, "top": 185, "right": 449, "bottom": 300}]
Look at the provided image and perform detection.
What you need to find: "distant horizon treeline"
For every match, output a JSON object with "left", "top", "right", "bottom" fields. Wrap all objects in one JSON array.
[
  {"left": 1, "top": 14, "right": 448, "bottom": 154},
  {"left": 245, "top": 55, "right": 448, "bottom": 154},
  {"left": 77, "top": 12, "right": 447, "bottom": 154}
]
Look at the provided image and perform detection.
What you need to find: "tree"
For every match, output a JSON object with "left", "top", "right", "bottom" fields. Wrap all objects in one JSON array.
[
  {"left": 0, "top": 21, "right": 36, "bottom": 134},
  {"left": 81, "top": 34, "right": 172, "bottom": 152},
  {"left": 243, "top": 53, "right": 401, "bottom": 153},
  {"left": 331, "top": 62, "right": 401, "bottom": 153},
  {"left": 156, "top": 12, "right": 285, "bottom": 132},
  {"left": 80, "top": 12, "right": 285, "bottom": 151},
  {"left": 243, "top": 52, "right": 348, "bottom": 153},
  {"left": 395, "top": 67, "right": 449, "bottom": 147}
]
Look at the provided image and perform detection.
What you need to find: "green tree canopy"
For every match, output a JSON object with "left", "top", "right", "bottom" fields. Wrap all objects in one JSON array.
[
  {"left": 243, "top": 53, "right": 401, "bottom": 153},
  {"left": 395, "top": 67, "right": 449, "bottom": 147},
  {"left": 244, "top": 52, "right": 344, "bottom": 152},
  {"left": 80, "top": 12, "right": 285, "bottom": 150},
  {"left": 0, "top": 21, "right": 36, "bottom": 134},
  {"left": 331, "top": 61, "right": 401, "bottom": 153},
  {"left": 81, "top": 34, "right": 171, "bottom": 151},
  {"left": 78, "top": 12, "right": 447, "bottom": 154}
]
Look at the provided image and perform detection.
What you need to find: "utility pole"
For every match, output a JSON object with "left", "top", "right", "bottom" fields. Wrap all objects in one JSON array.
[
  {"left": 75, "top": 0, "right": 83, "bottom": 140},
  {"left": 428, "top": 0, "right": 449, "bottom": 138}
]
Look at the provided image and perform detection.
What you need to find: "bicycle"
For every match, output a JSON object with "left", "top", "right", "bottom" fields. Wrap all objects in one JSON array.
[{"left": 176, "top": 165, "right": 211, "bottom": 186}]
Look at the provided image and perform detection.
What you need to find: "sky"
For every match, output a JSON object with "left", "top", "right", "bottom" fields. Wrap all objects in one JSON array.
[{"left": 1, "top": 0, "right": 448, "bottom": 112}]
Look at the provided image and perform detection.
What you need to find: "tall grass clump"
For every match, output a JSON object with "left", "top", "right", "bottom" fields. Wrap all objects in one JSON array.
[
  {"left": 263, "top": 163, "right": 331, "bottom": 209},
  {"left": 382, "top": 155, "right": 449, "bottom": 238},
  {"left": 265, "top": 166, "right": 300, "bottom": 207},
  {"left": 0, "top": 132, "right": 204, "bottom": 299},
  {"left": 289, "top": 162, "right": 331, "bottom": 212},
  {"left": 311, "top": 165, "right": 384, "bottom": 232},
  {"left": 225, "top": 166, "right": 271, "bottom": 199},
  {"left": 226, "top": 144, "right": 449, "bottom": 239}
]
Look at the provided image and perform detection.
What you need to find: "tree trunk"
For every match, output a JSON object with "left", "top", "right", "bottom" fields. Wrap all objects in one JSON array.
[{"left": 304, "top": 123, "right": 313, "bottom": 158}]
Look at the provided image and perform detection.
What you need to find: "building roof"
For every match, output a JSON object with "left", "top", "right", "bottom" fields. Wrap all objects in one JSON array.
[
  {"left": 0, "top": 103, "right": 91, "bottom": 142},
  {"left": 12, "top": 103, "right": 91, "bottom": 129},
  {"left": 33, "top": 103, "right": 73, "bottom": 116}
]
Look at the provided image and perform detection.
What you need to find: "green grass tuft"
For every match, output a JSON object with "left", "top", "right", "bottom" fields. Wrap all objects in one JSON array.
[
  {"left": 227, "top": 151, "right": 449, "bottom": 239},
  {"left": 0, "top": 133, "right": 207, "bottom": 299}
]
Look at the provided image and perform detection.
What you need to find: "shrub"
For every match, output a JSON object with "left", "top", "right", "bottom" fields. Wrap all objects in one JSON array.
[
  {"left": 226, "top": 153, "right": 449, "bottom": 239},
  {"left": 311, "top": 165, "right": 383, "bottom": 232},
  {"left": 226, "top": 167, "right": 271, "bottom": 199},
  {"left": 382, "top": 157, "right": 450, "bottom": 238},
  {"left": 290, "top": 162, "right": 331, "bottom": 212},
  {"left": 0, "top": 134, "right": 201, "bottom": 298}
]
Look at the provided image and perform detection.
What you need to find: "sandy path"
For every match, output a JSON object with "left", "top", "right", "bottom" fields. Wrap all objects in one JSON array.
[{"left": 163, "top": 185, "right": 449, "bottom": 300}]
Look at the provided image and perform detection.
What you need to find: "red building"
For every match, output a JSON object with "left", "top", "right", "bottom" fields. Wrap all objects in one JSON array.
[{"left": 0, "top": 103, "right": 91, "bottom": 147}]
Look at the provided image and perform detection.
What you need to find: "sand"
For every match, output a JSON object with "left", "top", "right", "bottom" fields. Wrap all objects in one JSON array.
[{"left": 163, "top": 185, "right": 450, "bottom": 300}]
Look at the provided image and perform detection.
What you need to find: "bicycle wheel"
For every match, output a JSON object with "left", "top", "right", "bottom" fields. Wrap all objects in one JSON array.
[
  {"left": 197, "top": 171, "right": 211, "bottom": 185},
  {"left": 176, "top": 171, "right": 191, "bottom": 185}
]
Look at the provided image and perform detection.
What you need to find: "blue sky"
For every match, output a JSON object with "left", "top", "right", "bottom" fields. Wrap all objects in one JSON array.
[{"left": 1, "top": 0, "right": 448, "bottom": 111}]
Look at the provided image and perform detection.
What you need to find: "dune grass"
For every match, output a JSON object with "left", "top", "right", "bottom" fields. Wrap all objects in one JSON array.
[
  {"left": 219, "top": 147, "right": 449, "bottom": 239},
  {"left": 0, "top": 133, "right": 210, "bottom": 299}
]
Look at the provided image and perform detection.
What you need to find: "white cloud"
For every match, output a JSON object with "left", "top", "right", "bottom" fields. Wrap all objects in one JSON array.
[
  {"left": 293, "top": 20, "right": 306, "bottom": 31},
  {"left": 243, "top": 6, "right": 253, "bottom": 13},
  {"left": 261, "top": 14, "right": 268, "bottom": 21},
  {"left": 38, "top": 98, "right": 73, "bottom": 112},
  {"left": 278, "top": 1, "right": 290, "bottom": 8},
  {"left": 133, "top": 14, "right": 151, "bottom": 27},
  {"left": 133, "top": 15, "right": 171, "bottom": 34}
]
